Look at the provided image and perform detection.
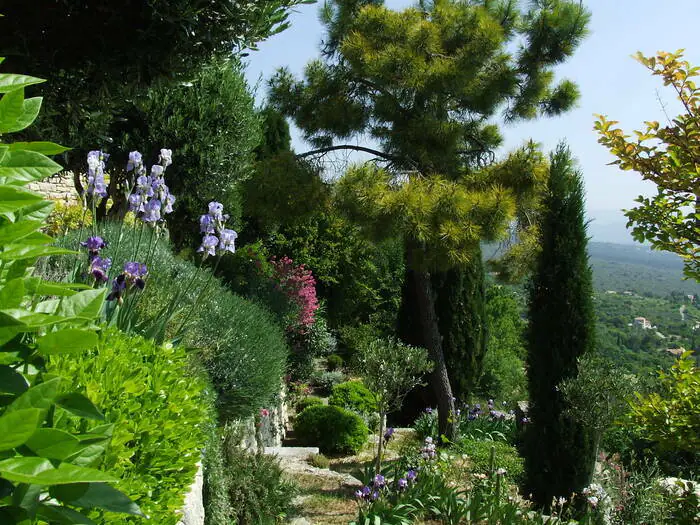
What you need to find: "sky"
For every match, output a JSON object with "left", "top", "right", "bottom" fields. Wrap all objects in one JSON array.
[{"left": 243, "top": 0, "right": 700, "bottom": 243}]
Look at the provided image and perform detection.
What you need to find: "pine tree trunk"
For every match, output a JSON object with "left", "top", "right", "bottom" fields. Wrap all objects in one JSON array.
[{"left": 412, "top": 268, "right": 456, "bottom": 440}]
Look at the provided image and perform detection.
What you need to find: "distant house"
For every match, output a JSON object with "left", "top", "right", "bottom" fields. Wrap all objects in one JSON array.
[
  {"left": 665, "top": 347, "right": 685, "bottom": 357},
  {"left": 633, "top": 317, "right": 652, "bottom": 330}
]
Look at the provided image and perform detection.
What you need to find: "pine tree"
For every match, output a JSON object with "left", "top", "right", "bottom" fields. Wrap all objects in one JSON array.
[
  {"left": 271, "top": 0, "right": 589, "bottom": 437},
  {"left": 522, "top": 143, "right": 596, "bottom": 507}
]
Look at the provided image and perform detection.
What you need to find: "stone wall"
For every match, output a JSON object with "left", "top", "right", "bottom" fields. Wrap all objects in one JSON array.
[{"left": 27, "top": 171, "right": 78, "bottom": 203}]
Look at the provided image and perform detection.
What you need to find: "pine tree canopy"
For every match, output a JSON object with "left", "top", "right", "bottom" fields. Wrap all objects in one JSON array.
[{"left": 271, "top": 0, "right": 590, "bottom": 177}]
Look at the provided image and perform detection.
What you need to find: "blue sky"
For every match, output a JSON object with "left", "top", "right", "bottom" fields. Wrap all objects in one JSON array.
[{"left": 243, "top": 0, "right": 700, "bottom": 243}]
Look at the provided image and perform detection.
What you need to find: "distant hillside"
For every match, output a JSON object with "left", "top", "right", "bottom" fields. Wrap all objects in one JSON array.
[{"left": 588, "top": 242, "right": 700, "bottom": 297}]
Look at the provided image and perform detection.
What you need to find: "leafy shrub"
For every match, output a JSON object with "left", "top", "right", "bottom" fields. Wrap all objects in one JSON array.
[
  {"left": 222, "top": 431, "right": 298, "bottom": 524},
  {"left": 47, "top": 222, "right": 289, "bottom": 420},
  {"left": 44, "top": 200, "right": 91, "bottom": 236},
  {"left": 329, "top": 381, "right": 378, "bottom": 415},
  {"left": 47, "top": 329, "right": 210, "bottom": 524},
  {"left": 628, "top": 351, "right": 700, "bottom": 454},
  {"left": 327, "top": 353, "right": 344, "bottom": 371},
  {"left": 296, "top": 396, "right": 324, "bottom": 413},
  {"left": 455, "top": 439, "right": 524, "bottom": 485},
  {"left": 295, "top": 405, "right": 369, "bottom": 455},
  {"left": 309, "top": 453, "right": 331, "bottom": 469},
  {"left": 311, "top": 370, "right": 346, "bottom": 395}
]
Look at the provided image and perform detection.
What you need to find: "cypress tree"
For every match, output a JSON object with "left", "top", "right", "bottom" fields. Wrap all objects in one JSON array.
[{"left": 522, "top": 143, "right": 596, "bottom": 507}]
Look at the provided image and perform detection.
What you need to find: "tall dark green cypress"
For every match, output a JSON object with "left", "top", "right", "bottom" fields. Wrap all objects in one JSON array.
[{"left": 522, "top": 143, "right": 596, "bottom": 507}]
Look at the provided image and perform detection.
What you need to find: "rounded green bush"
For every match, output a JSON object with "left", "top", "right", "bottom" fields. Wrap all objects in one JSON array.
[
  {"left": 329, "top": 380, "right": 377, "bottom": 415},
  {"left": 295, "top": 405, "right": 369, "bottom": 455},
  {"left": 296, "top": 396, "right": 324, "bottom": 413},
  {"left": 48, "top": 329, "right": 210, "bottom": 524},
  {"left": 327, "top": 353, "right": 344, "bottom": 371}
]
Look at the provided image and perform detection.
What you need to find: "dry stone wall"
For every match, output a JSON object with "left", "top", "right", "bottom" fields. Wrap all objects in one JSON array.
[{"left": 27, "top": 171, "right": 78, "bottom": 202}]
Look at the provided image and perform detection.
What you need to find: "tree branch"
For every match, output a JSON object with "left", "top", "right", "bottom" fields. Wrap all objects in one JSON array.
[{"left": 296, "top": 144, "right": 419, "bottom": 170}]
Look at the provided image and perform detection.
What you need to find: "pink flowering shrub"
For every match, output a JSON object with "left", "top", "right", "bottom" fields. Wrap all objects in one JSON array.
[{"left": 270, "top": 256, "right": 319, "bottom": 330}]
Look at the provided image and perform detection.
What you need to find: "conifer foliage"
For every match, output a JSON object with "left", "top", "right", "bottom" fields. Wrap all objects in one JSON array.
[
  {"left": 271, "top": 0, "right": 589, "bottom": 437},
  {"left": 522, "top": 144, "right": 596, "bottom": 507}
]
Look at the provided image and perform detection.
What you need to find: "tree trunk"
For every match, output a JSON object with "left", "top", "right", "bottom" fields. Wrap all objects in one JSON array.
[
  {"left": 375, "top": 410, "right": 385, "bottom": 475},
  {"left": 412, "top": 267, "right": 456, "bottom": 440}
]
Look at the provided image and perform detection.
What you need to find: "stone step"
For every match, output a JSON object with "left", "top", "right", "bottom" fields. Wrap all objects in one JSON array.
[{"left": 264, "top": 446, "right": 319, "bottom": 459}]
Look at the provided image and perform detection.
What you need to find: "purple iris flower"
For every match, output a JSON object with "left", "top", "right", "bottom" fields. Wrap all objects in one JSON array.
[
  {"left": 107, "top": 274, "right": 127, "bottom": 302},
  {"left": 219, "top": 228, "right": 237, "bottom": 253},
  {"left": 370, "top": 491, "right": 379, "bottom": 501},
  {"left": 126, "top": 151, "right": 143, "bottom": 173},
  {"left": 86, "top": 150, "right": 108, "bottom": 198},
  {"left": 164, "top": 193, "right": 176, "bottom": 214},
  {"left": 361, "top": 486, "right": 371, "bottom": 498},
  {"left": 81, "top": 236, "right": 107, "bottom": 252},
  {"left": 151, "top": 164, "right": 164, "bottom": 178},
  {"left": 124, "top": 262, "right": 147, "bottom": 277},
  {"left": 198, "top": 234, "right": 218, "bottom": 258},
  {"left": 383, "top": 427, "right": 394, "bottom": 442},
  {"left": 406, "top": 469, "right": 417, "bottom": 481},
  {"left": 90, "top": 256, "right": 111, "bottom": 283},
  {"left": 373, "top": 474, "right": 385, "bottom": 488},
  {"left": 142, "top": 199, "right": 162, "bottom": 222},
  {"left": 208, "top": 201, "right": 224, "bottom": 221},
  {"left": 425, "top": 407, "right": 433, "bottom": 414},
  {"left": 200, "top": 214, "right": 215, "bottom": 234},
  {"left": 397, "top": 478, "right": 408, "bottom": 489}
]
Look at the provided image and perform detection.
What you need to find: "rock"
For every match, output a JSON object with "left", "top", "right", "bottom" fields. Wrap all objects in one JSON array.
[
  {"left": 265, "top": 446, "right": 319, "bottom": 459},
  {"left": 175, "top": 462, "right": 204, "bottom": 525}
]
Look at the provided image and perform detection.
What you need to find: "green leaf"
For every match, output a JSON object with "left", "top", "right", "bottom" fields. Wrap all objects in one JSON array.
[
  {"left": 12, "top": 199, "right": 54, "bottom": 222},
  {"left": 0, "top": 149, "right": 63, "bottom": 186},
  {"left": 0, "top": 73, "right": 45, "bottom": 94},
  {"left": 56, "top": 393, "right": 104, "bottom": 420},
  {"left": 51, "top": 483, "right": 144, "bottom": 516},
  {"left": 37, "top": 329, "right": 98, "bottom": 356},
  {"left": 0, "top": 408, "right": 43, "bottom": 451},
  {"left": 25, "top": 429, "right": 81, "bottom": 460},
  {"left": 8, "top": 142, "right": 71, "bottom": 155},
  {"left": 55, "top": 288, "right": 106, "bottom": 320},
  {"left": 7, "top": 97, "right": 42, "bottom": 134},
  {"left": 36, "top": 503, "right": 96, "bottom": 524},
  {"left": 0, "top": 364, "right": 28, "bottom": 394},
  {"left": 0, "top": 220, "right": 42, "bottom": 245},
  {"left": 0, "top": 185, "right": 42, "bottom": 214},
  {"left": 0, "top": 457, "right": 117, "bottom": 485},
  {"left": 7, "top": 377, "right": 63, "bottom": 413},
  {"left": 17, "top": 231, "right": 54, "bottom": 245},
  {"left": 0, "top": 278, "right": 25, "bottom": 309},
  {"left": 0, "top": 89, "right": 25, "bottom": 132},
  {"left": 63, "top": 443, "right": 107, "bottom": 467},
  {"left": 12, "top": 483, "right": 43, "bottom": 516},
  {"left": 24, "top": 278, "right": 92, "bottom": 297},
  {"left": 0, "top": 244, "right": 74, "bottom": 261}
]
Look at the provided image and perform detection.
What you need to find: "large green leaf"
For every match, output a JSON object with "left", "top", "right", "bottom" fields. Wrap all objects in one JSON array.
[
  {"left": 12, "top": 199, "right": 55, "bottom": 223},
  {"left": 8, "top": 142, "right": 71, "bottom": 156},
  {"left": 0, "top": 88, "right": 41, "bottom": 134},
  {"left": 0, "top": 244, "right": 74, "bottom": 261},
  {"left": 36, "top": 503, "right": 96, "bottom": 524},
  {"left": 0, "top": 220, "right": 42, "bottom": 245},
  {"left": 13, "top": 483, "right": 43, "bottom": 516},
  {"left": 0, "top": 89, "right": 24, "bottom": 132},
  {"left": 0, "top": 457, "right": 117, "bottom": 485},
  {"left": 5, "top": 97, "right": 42, "bottom": 134},
  {"left": 0, "top": 73, "right": 45, "bottom": 94},
  {"left": 0, "top": 308, "right": 67, "bottom": 330},
  {"left": 0, "top": 408, "right": 43, "bottom": 451},
  {"left": 24, "top": 278, "right": 91, "bottom": 297},
  {"left": 0, "top": 149, "right": 63, "bottom": 185},
  {"left": 0, "top": 278, "right": 24, "bottom": 309},
  {"left": 0, "top": 364, "right": 28, "bottom": 394},
  {"left": 0, "top": 185, "right": 42, "bottom": 214},
  {"left": 64, "top": 443, "right": 107, "bottom": 467},
  {"left": 55, "top": 289, "right": 106, "bottom": 320},
  {"left": 51, "top": 483, "right": 143, "bottom": 516},
  {"left": 37, "top": 329, "right": 98, "bottom": 356},
  {"left": 7, "top": 377, "right": 63, "bottom": 413},
  {"left": 25, "top": 429, "right": 81, "bottom": 461},
  {"left": 56, "top": 393, "right": 104, "bottom": 420}
]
